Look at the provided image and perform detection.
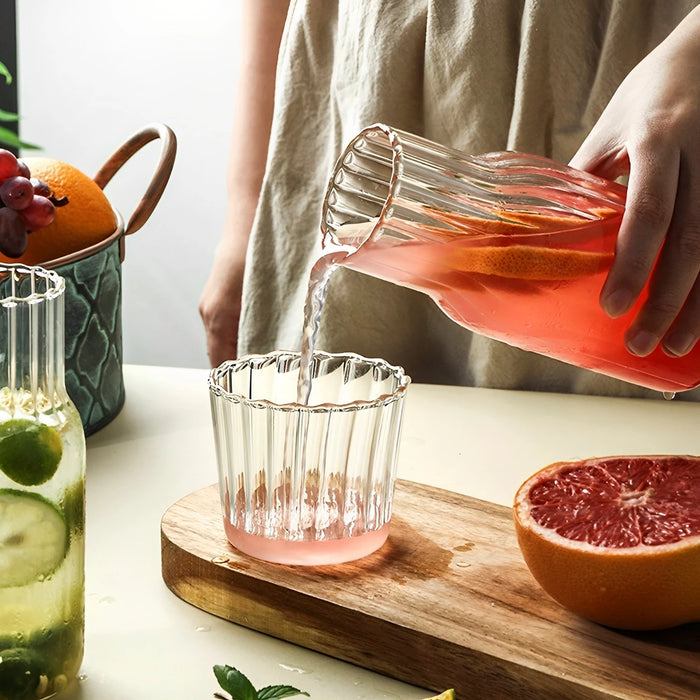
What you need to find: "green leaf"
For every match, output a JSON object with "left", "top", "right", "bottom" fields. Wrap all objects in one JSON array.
[
  {"left": 0, "top": 61, "right": 12, "bottom": 85},
  {"left": 213, "top": 665, "right": 259, "bottom": 700},
  {"left": 0, "top": 125, "right": 40, "bottom": 151},
  {"left": 0, "top": 63, "right": 41, "bottom": 150},
  {"left": 257, "top": 685, "right": 311, "bottom": 699}
]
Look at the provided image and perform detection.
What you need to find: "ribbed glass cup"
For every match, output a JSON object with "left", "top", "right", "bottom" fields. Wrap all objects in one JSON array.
[{"left": 209, "top": 351, "right": 410, "bottom": 565}]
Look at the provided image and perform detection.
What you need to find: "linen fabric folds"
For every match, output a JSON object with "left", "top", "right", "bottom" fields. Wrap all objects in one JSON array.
[{"left": 238, "top": 0, "right": 700, "bottom": 399}]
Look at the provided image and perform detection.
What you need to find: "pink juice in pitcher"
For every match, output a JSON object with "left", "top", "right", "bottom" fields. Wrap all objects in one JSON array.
[{"left": 320, "top": 124, "right": 700, "bottom": 395}]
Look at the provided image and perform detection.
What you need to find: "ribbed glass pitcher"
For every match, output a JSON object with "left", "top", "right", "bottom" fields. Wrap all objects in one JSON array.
[
  {"left": 321, "top": 124, "right": 700, "bottom": 394},
  {"left": 0, "top": 265, "right": 86, "bottom": 699}
]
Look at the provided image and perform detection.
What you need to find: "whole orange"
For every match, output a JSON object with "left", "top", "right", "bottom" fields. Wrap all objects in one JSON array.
[
  {"left": 0, "top": 157, "right": 117, "bottom": 266},
  {"left": 513, "top": 455, "right": 700, "bottom": 630}
]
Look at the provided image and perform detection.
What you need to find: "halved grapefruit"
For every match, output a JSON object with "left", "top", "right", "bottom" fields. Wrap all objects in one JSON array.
[{"left": 513, "top": 455, "right": 700, "bottom": 630}]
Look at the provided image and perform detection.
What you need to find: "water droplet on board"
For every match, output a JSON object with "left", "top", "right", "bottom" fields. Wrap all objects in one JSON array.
[
  {"left": 211, "top": 555, "right": 230, "bottom": 564},
  {"left": 279, "top": 663, "right": 312, "bottom": 675},
  {"left": 454, "top": 541, "right": 475, "bottom": 552},
  {"left": 455, "top": 561, "right": 472, "bottom": 569},
  {"left": 195, "top": 625, "right": 211, "bottom": 633}
]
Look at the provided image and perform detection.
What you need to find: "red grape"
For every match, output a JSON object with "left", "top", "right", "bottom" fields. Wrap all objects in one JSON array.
[
  {"left": 0, "top": 149, "right": 19, "bottom": 181},
  {"left": 20, "top": 195, "right": 55, "bottom": 231},
  {"left": 30, "top": 178, "right": 51, "bottom": 197},
  {"left": 0, "top": 207, "right": 28, "bottom": 257},
  {"left": 16, "top": 160, "right": 31, "bottom": 179},
  {"left": 0, "top": 176, "right": 34, "bottom": 211}
]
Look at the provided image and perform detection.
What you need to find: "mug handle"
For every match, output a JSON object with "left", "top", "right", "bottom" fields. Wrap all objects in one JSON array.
[{"left": 93, "top": 123, "right": 177, "bottom": 247}]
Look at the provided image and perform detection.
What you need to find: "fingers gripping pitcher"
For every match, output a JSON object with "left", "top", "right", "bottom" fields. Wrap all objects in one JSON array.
[
  {"left": 320, "top": 124, "right": 700, "bottom": 394},
  {"left": 0, "top": 266, "right": 86, "bottom": 699}
]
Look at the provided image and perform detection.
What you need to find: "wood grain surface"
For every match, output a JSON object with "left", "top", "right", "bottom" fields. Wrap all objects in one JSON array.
[{"left": 160, "top": 481, "right": 699, "bottom": 699}]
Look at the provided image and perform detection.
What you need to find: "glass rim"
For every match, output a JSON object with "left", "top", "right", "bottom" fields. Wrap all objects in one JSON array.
[
  {"left": 0, "top": 264, "right": 65, "bottom": 307},
  {"left": 208, "top": 349, "right": 410, "bottom": 413}
]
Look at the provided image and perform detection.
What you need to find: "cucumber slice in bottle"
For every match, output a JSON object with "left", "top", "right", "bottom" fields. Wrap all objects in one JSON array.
[{"left": 0, "top": 489, "right": 68, "bottom": 588}]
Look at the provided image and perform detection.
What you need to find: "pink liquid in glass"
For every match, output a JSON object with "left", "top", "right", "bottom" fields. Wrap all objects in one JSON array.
[
  {"left": 223, "top": 480, "right": 392, "bottom": 565},
  {"left": 223, "top": 521, "right": 390, "bottom": 566}
]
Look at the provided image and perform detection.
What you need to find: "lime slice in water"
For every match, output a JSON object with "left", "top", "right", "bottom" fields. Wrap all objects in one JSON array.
[
  {"left": 0, "top": 489, "right": 68, "bottom": 588},
  {"left": 0, "top": 647, "right": 44, "bottom": 700},
  {"left": 0, "top": 419, "right": 63, "bottom": 487}
]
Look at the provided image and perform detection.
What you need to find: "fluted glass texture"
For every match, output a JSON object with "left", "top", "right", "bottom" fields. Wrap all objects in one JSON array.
[{"left": 209, "top": 351, "right": 409, "bottom": 565}]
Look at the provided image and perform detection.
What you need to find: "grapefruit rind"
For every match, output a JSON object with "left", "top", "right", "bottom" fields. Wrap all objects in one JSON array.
[{"left": 513, "top": 455, "right": 700, "bottom": 630}]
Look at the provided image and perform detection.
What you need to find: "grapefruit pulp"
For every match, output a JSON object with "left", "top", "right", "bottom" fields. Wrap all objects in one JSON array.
[{"left": 513, "top": 455, "right": 700, "bottom": 630}]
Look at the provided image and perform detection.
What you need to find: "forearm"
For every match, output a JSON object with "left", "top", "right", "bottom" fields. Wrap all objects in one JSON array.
[{"left": 224, "top": 0, "right": 290, "bottom": 248}]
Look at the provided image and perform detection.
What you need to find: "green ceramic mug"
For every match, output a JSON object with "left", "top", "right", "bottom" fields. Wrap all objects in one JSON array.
[{"left": 43, "top": 123, "right": 177, "bottom": 435}]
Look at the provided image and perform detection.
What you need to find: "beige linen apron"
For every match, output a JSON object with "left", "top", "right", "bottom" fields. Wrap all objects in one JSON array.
[{"left": 239, "top": 0, "right": 700, "bottom": 399}]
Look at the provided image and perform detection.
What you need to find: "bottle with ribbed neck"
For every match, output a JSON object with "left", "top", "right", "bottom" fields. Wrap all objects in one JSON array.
[
  {"left": 0, "top": 265, "right": 86, "bottom": 699},
  {"left": 320, "top": 124, "right": 700, "bottom": 394}
]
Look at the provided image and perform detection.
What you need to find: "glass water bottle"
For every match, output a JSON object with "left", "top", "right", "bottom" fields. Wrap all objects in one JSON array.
[{"left": 0, "top": 265, "right": 86, "bottom": 699}]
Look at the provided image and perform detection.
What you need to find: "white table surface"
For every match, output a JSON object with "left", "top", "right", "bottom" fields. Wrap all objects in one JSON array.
[{"left": 63, "top": 364, "right": 700, "bottom": 699}]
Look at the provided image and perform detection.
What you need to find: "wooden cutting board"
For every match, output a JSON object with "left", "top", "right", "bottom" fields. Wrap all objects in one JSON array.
[{"left": 160, "top": 480, "right": 699, "bottom": 699}]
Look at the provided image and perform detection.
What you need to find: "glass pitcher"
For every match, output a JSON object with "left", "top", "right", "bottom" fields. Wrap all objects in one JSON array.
[
  {"left": 320, "top": 123, "right": 700, "bottom": 394},
  {"left": 0, "top": 265, "right": 86, "bottom": 698}
]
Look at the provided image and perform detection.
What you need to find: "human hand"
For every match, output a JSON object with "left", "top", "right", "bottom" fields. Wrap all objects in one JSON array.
[
  {"left": 570, "top": 7, "right": 700, "bottom": 358},
  {"left": 199, "top": 240, "right": 246, "bottom": 368}
]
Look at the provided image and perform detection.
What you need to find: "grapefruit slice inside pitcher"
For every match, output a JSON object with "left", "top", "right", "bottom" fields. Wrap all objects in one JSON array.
[
  {"left": 513, "top": 455, "right": 700, "bottom": 630},
  {"left": 449, "top": 245, "right": 613, "bottom": 280}
]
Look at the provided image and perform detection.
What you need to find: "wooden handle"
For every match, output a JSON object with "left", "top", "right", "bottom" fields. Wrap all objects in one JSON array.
[{"left": 93, "top": 123, "right": 177, "bottom": 236}]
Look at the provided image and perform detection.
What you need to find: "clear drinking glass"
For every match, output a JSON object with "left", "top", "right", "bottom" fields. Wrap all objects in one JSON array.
[
  {"left": 209, "top": 350, "right": 410, "bottom": 565},
  {"left": 320, "top": 123, "right": 700, "bottom": 394},
  {"left": 0, "top": 265, "right": 86, "bottom": 699}
]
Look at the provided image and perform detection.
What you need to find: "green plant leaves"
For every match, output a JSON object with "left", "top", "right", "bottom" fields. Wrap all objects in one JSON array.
[
  {"left": 0, "top": 62, "right": 11, "bottom": 85},
  {"left": 0, "top": 60, "right": 40, "bottom": 150}
]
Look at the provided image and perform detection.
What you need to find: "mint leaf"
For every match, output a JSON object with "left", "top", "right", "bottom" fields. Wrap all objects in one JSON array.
[
  {"left": 213, "top": 665, "right": 258, "bottom": 700},
  {"left": 257, "top": 686, "right": 310, "bottom": 699},
  {"left": 213, "top": 665, "right": 311, "bottom": 699}
]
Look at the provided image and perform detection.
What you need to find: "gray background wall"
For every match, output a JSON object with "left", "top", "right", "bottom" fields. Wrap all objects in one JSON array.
[{"left": 16, "top": 0, "right": 244, "bottom": 368}]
